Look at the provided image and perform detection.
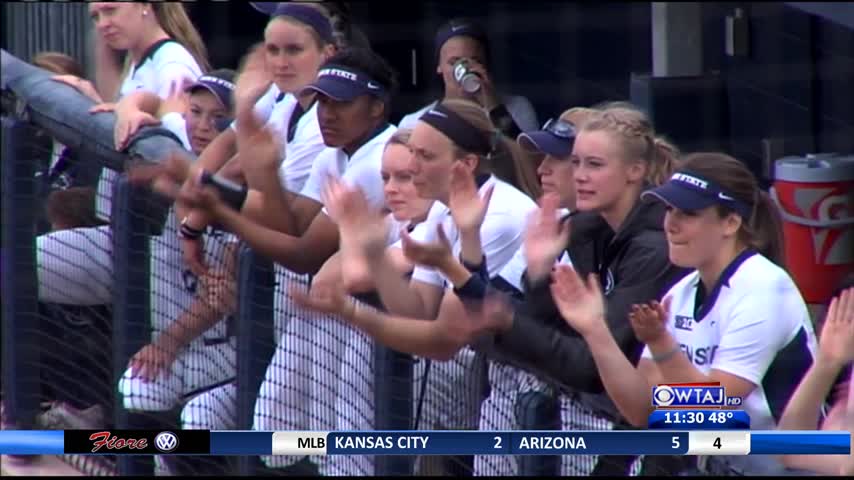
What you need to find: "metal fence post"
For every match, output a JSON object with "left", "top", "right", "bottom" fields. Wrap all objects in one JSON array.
[
  {"left": 111, "top": 174, "right": 154, "bottom": 476},
  {"left": 373, "top": 347, "right": 414, "bottom": 475},
  {"left": 235, "top": 246, "right": 275, "bottom": 475},
  {"left": 1, "top": 117, "right": 42, "bottom": 431}
]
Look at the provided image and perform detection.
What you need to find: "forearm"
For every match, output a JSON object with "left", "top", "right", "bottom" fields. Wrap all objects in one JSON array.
[
  {"left": 371, "top": 254, "right": 429, "bottom": 318},
  {"left": 198, "top": 130, "right": 238, "bottom": 173},
  {"left": 458, "top": 229, "right": 484, "bottom": 268},
  {"left": 582, "top": 324, "right": 655, "bottom": 426},
  {"left": 346, "top": 303, "right": 451, "bottom": 359},
  {"left": 211, "top": 203, "right": 319, "bottom": 274},
  {"left": 646, "top": 334, "right": 712, "bottom": 384},
  {"left": 777, "top": 358, "right": 845, "bottom": 431},
  {"left": 155, "top": 297, "right": 228, "bottom": 353},
  {"left": 242, "top": 171, "right": 300, "bottom": 234}
]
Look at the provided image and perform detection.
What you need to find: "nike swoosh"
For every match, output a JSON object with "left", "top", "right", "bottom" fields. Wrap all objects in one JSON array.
[
  {"left": 718, "top": 192, "right": 734, "bottom": 201},
  {"left": 367, "top": 81, "right": 381, "bottom": 90}
]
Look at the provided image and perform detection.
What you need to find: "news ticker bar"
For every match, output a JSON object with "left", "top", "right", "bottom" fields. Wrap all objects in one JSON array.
[
  {"left": 0, "top": 430, "right": 849, "bottom": 456},
  {"left": 648, "top": 410, "right": 751, "bottom": 430}
]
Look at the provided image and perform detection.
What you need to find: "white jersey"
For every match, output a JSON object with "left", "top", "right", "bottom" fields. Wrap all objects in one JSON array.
[
  {"left": 302, "top": 123, "right": 397, "bottom": 214},
  {"left": 408, "top": 176, "right": 537, "bottom": 288},
  {"left": 97, "top": 39, "right": 203, "bottom": 221},
  {"left": 642, "top": 251, "right": 817, "bottom": 431}
]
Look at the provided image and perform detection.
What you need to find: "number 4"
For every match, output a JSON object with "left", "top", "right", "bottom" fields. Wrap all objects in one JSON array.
[{"left": 713, "top": 437, "right": 722, "bottom": 449}]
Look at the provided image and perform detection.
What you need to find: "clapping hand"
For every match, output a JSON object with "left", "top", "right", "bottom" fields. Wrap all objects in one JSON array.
[
  {"left": 550, "top": 264, "right": 607, "bottom": 338},
  {"left": 448, "top": 162, "right": 493, "bottom": 234},
  {"left": 628, "top": 299, "right": 671, "bottom": 344},
  {"left": 524, "top": 193, "right": 571, "bottom": 282}
]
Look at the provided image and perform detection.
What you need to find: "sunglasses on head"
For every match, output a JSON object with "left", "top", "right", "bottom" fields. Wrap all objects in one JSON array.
[{"left": 542, "top": 118, "right": 576, "bottom": 140}]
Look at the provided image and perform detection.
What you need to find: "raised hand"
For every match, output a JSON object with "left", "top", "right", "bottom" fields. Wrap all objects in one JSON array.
[
  {"left": 160, "top": 77, "right": 193, "bottom": 115},
  {"left": 448, "top": 162, "right": 494, "bottom": 234},
  {"left": 550, "top": 264, "right": 607, "bottom": 338},
  {"left": 322, "top": 176, "right": 388, "bottom": 259},
  {"left": 817, "top": 288, "right": 854, "bottom": 367},
  {"left": 524, "top": 193, "right": 571, "bottom": 282},
  {"left": 400, "top": 224, "right": 454, "bottom": 270},
  {"left": 628, "top": 298, "right": 671, "bottom": 344},
  {"left": 234, "top": 45, "right": 272, "bottom": 116},
  {"left": 463, "top": 59, "right": 500, "bottom": 111}
]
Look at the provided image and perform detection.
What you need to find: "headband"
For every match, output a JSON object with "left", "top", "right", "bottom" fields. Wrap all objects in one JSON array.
[
  {"left": 419, "top": 103, "right": 492, "bottom": 155},
  {"left": 272, "top": 3, "right": 334, "bottom": 45}
]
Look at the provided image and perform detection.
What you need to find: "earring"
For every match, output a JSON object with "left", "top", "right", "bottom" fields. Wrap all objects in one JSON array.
[{"left": 142, "top": 10, "right": 148, "bottom": 16}]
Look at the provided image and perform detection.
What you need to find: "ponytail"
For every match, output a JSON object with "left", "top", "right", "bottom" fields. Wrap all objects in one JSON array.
[
  {"left": 746, "top": 190, "right": 786, "bottom": 268},
  {"left": 490, "top": 135, "right": 542, "bottom": 200},
  {"left": 152, "top": 3, "right": 211, "bottom": 72},
  {"left": 648, "top": 136, "right": 681, "bottom": 186}
]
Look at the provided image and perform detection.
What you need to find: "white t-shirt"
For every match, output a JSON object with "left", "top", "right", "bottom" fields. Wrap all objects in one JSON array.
[
  {"left": 408, "top": 175, "right": 537, "bottom": 288},
  {"left": 160, "top": 111, "right": 191, "bottom": 149},
  {"left": 97, "top": 40, "right": 203, "bottom": 221},
  {"left": 301, "top": 124, "right": 397, "bottom": 214},
  {"left": 398, "top": 95, "right": 540, "bottom": 133},
  {"left": 641, "top": 251, "right": 817, "bottom": 433}
]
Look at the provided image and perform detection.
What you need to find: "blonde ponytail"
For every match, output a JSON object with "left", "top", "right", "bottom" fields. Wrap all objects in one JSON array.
[
  {"left": 648, "top": 136, "right": 681, "bottom": 186},
  {"left": 151, "top": 3, "right": 210, "bottom": 72}
]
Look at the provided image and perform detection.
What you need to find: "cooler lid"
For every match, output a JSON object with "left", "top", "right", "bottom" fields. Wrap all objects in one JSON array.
[{"left": 774, "top": 153, "right": 854, "bottom": 182}]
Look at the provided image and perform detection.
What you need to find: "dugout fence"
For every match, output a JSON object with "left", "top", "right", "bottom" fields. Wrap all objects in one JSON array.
[{"left": 1, "top": 48, "right": 657, "bottom": 477}]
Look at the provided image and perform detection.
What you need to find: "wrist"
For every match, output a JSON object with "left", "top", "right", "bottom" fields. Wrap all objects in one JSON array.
[
  {"left": 815, "top": 351, "right": 848, "bottom": 371},
  {"left": 647, "top": 334, "right": 678, "bottom": 356}
]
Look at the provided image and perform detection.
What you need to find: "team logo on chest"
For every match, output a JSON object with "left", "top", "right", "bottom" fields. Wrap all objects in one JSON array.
[{"left": 675, "top": 315, "right": 694, "bottom": 331}]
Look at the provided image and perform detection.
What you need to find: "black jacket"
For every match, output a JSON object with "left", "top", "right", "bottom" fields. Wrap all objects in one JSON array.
[{"left": 480, "top": 199, "right": 689, "bottom": 416}]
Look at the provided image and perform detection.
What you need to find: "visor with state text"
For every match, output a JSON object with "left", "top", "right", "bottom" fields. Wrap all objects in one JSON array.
[
  {"left": 641, "top": 171, "right": 753, "bottom": 218},
  {"left": 301, "top": 65, "right": 387, "bottom": 101},
  {"left": 517, "top": 118, "right": 576, "bottom": 157}
]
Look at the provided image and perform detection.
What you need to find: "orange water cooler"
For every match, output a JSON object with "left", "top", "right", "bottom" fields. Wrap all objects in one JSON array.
[{"left": 771, "top": 153, "right": 854, "bottom": 304}]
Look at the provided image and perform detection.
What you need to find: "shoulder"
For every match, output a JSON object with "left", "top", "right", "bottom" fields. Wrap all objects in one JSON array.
[
  {"left": 488, "top": 177, "right": 538, "bottom": 214},
  {"left": 153, "top": 42, "right": 201, "bottom": 70},
  {"left": 398, "top": 102, "right": 435, "bottom": 129}
]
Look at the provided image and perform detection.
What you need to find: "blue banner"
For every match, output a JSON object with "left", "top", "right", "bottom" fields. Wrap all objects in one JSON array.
[
  {"left": 210, "top": 431, "right": 273, "bottom": 455},
  {"left": 325, "top": 431, "right": 690, "bottom": 455},
  {"left": 648, "top": 410, "right": 750, "bottom": 430},
  {"left": 750, "top": 432, "right": 850, "bottom": 455},
  {"left": 0, "top": 430, "right": 64, "bottom": 455}
]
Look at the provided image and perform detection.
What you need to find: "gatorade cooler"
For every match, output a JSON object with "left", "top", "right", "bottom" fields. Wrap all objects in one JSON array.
[{"left": 771, "top": 153, "right": 854, "bottom": 304}]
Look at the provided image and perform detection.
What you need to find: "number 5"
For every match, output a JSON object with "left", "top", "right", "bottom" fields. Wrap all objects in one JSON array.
[
  {"left": 672, "top": 436, "right": 680, "bottom": 449},
  {"left": 494, "top": 436, "right": 502, "bottom": 449}
]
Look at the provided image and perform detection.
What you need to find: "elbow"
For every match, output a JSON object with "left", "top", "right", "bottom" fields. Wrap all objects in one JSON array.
[
  {"left": 627, "top": 407, "right": 653, "bottom": 428},
  {"left": 342, "top": 273, "right": 374, "bottom": 294}
]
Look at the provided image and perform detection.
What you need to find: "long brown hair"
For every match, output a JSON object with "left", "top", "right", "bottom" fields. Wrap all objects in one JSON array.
[
  {"left": 440, "top": 98, "right": 541, "bottom": 199},
  {"left": 579, "top": 106, "right": 680, "bottom": 187},
  {"left": 679, "top": 152, "right": 785, "bottom": 267},
  {"left": 33, "top": 51, "right": 85, "bottom": 77},
  {"left": 150, "top": 2, "right": 210, "bottom": 72}
]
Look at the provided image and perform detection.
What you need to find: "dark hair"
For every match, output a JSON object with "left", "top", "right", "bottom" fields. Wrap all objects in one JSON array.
[
  {"left": 205, "top": 68, "right": 237, "bottom": 84},
  {"left": 32, "top": 51, "right": 85, "bottom": 77},
  {"left": 679, "top": 152, "right": 785, "bottom": 267},
  {"left": 440, "top": 98, "right": 541, "bottom": 199},
  {"left": 322, "top": 47, "right": 399, "bottom": 100},
  {"left": 45, "top": 187, "right": 101, "bottom": 229},
  {"left": 434, "top": 17, "right": 491, "bottom": 66}
]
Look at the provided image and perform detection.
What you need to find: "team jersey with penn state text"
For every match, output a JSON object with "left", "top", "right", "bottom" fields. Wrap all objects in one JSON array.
[{"left": 641, "top": 250, "right": 817, "bottom": 432}]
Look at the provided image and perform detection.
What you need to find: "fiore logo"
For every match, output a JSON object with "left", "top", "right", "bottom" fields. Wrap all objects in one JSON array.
[
  {"left": 154, "top": 431, "right": 179, "bottom": 453},
  {"left": 89, "top": 431, "right": 148, "bottom": 453}
]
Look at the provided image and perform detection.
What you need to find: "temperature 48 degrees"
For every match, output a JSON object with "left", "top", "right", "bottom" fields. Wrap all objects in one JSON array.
[{"left": 708, "top": 411, "right": 734, "bottom": 423}]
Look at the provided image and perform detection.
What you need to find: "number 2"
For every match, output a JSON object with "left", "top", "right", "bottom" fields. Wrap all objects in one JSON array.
[
  {"left": 713, "top": 437, "right": 722, "bottom": 449},
  {"left": 671, "top": 436, "right": 680, "bottom": 449},
  {"left": 494, "top": 436, "right": 502, "bottom": 449}
]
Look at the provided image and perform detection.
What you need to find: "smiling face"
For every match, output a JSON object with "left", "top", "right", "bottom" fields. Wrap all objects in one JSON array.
[
  {"left": 663, "top": 204, "right": 742, "bottom": 269},
  {"left": 381, "top": 143, "right": 433, "bottom": 222},
  {"left": 184, "top": 90, "right": 228, "bottom": 154},
  {"left": 264, "top": 17, "right": 331, "bottom": 94}
]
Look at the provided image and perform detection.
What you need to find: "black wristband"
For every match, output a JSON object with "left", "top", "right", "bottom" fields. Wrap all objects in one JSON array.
[
  {"left": 460, "top": 254, "right": 489, "bottom": 281},
  {"left": 199, "top": 170, "right": 249, "bottom": 211},
  {"left": 453, "top": 273, "right": 489, "bottom": 300}
]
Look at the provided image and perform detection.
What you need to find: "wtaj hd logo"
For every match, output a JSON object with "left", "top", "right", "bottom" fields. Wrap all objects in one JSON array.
[{"left": 652, "top": 383, "right": 743, "bottom": 408}]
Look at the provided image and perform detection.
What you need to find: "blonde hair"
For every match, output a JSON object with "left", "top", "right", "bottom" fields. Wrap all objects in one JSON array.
[
  {"left": 579, "top": 106, "right": 680, "bottom": 186},
  {"left": 559, "top": 106, "right": 597, "bottom": 128},
  {"left": 386, "top": 128, "right": 412, "bottom": 150},
  {"left": 150, "top": 2, "right": 210, "bottom": 72},
  {"left": 440, "top": 98, "right": 541, "bottom": 199}
]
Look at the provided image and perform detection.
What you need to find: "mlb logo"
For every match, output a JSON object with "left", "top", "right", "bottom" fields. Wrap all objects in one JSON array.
[{"left": 675, "top": 315, "right": 694, "bottom": 331}]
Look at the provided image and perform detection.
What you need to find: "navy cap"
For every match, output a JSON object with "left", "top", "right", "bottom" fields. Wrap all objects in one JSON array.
[
  {"left": 435, "top": 18, "right": 491, "bottom": 63},
  {"left": 301, "top": 65, "right": 386, "bottom": 101},
  {"left": 641, "top": 171, "right": 753, "bottom": 218},
  {"left": 186, "top": 71, "right": 235, "bottom": 110},
  {"left": 517, "top": 118, "right": 576, "bottom": 157}
]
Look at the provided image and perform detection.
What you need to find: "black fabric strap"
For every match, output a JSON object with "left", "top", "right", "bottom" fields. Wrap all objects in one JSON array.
[
  {"left": 419, "top": 103, "right": 491, "bottom": 155},
  {"left": 199, "top": 170, "right": 249, "bottom": 211}
]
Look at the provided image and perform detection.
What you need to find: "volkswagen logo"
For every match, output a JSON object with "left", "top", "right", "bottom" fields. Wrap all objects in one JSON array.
[
  {"left": 652, "top": 385, "right": 675, "bottom": 407},
  {"left": 154, "top": 431, "right": 179, "bottom": 453}
]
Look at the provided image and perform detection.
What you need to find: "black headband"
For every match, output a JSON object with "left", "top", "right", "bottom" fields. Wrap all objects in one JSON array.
[
  {"left": 419, "top": 104, "right": 492, "bottom": 155},
  {"left": 272, "top": 3, "right": 334, "bottom": 45}
]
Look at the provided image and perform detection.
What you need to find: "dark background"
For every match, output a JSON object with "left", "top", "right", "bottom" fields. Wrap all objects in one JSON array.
[{"left": 158, "top": 2, "right": 854, "bottom": 180}]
